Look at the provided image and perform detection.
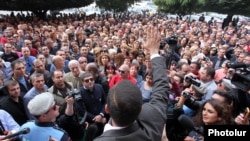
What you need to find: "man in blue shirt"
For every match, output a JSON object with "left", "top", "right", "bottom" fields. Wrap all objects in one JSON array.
[
  {"left": 19, "top": 46, "right": 36, "bottom": 75},
  {"left": 0, "top": 109, "right": 20, "bottom": 138},
  {"left": 10, "top": 59, "right": 32, "bottom": 98},
  {"left": 50, "top": 50, "right": 70, "bottom": 73},
  {"left": 23, "top": 72, "right": 48, "bottom": 120}
]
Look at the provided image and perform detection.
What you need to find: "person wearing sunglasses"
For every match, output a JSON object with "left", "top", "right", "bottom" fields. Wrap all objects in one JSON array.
[
  {"left": 109, "top": 64, "right": 136, "bottom": 88},
  {"left": 19, "top": 92, "right": 70, "bottom": 141},
  {"left": 79, "top": 72, "right": 106, "bottom": 140}
]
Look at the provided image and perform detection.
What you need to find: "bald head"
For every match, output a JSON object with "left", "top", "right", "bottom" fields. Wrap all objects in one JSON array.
[
  {"left": 119, "top": 64, "right": 129, "bottom": 72},
  {"left": 118, "top": 64, "right": 130, "bottom": 79},
  {"left": 52, "top": 56, "right": 65, "bottom": 69}
]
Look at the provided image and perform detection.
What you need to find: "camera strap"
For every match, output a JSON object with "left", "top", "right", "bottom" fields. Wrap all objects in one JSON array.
[{"left": 0, "top": 120, "right": 5, "bottom": 134}]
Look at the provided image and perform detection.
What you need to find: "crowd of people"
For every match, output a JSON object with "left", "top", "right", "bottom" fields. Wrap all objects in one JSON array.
[{"left": 0, "top": 10, "right": 249, "bottom": 141}]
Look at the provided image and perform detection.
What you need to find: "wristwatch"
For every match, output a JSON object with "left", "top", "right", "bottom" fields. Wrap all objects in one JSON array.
[{"left": 99, "top": 113, "right": 104, "bottom": 117}]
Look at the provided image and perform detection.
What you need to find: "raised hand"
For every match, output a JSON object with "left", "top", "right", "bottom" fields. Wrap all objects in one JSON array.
[{"left": 143, "top": 25, "right": 161, "bottom": 55}]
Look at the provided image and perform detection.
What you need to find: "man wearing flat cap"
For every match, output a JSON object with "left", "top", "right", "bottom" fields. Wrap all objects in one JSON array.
[
  {"left": 217, "top": 78, "right": 236, "bottom": 91},
  {"left": 19, "top": 92, "right": 71, "bottom": 141}
]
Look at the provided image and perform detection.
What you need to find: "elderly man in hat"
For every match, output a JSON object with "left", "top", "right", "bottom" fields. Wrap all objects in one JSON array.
[{"left": 19, "top": 92, "right": 71, "bottom": 141}]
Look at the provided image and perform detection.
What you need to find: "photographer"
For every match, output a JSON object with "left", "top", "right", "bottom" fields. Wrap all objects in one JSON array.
[
  {"left": 174, "top": 80, "right": 207, "bottom": 117},
  {"left": 48, "top": 69, "right": 88, "bottom": 140},
  {"left": 166, "top": 77, "right": 206, "bottom": 141},
  {"left": 57, "top": 96, "right": 87, "bottom": 141},
  {"left": 160, "top": 34, "right": 181, "bottom": 68}
]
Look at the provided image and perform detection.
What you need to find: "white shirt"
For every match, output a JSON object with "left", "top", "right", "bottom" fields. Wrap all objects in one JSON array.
[{"left": 103, "top": 119, "right": 127, "bottom": 132}]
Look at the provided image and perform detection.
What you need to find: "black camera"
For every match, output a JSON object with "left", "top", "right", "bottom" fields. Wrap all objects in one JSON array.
[
  {"left": 185, "top": 76, "right": 201, "bottom": 87},
  {"left": 181, "top": 92, "right": 197, "bottom": 103},
  {"left": 68, "top": 89, "right": 82, "bottom": 101},
  {"left": 181, "top": 92, "right": 193, "bottom": 99},
  {"left": 159, "top": 35, "right": 178, "bottom": 50},
  {"left": 226, "top": 62, "right": 250, "bottom": 75},
  {"left": 203, "top": 56, "right": 210, "bottom": 62},
  {"left": 226, "top": 62, "right": 250, "bottom": 69},
  {"left": 231, "top": 73, "right": 250, "bottom": 92},
  {"left": 167, "top": 35, "right": 178, "bottom": 45}
]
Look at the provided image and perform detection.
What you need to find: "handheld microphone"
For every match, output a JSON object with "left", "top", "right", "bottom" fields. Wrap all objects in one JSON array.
[
  {"left": 178, "top": 114, "right": 203, "bottom": 135},
  {"left": 2, "top": 127, "right": 30, "bottom": 140}
]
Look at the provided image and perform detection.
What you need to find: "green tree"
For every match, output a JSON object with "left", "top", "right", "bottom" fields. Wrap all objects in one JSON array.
[
  {"left": 153, "top": 0, "right": 250, "bottom": 17},
  {"left": 96, "top": 0, "right": 140, "bottom": 13},
  {"left": 153, "top": 0, "right": 205, "bottom": 16},
  {"left": 0, "top": 0, "right": 94, "bottom": 17},
  {"left": 203, "top": 0, "right": 250, "bottom": 16}
]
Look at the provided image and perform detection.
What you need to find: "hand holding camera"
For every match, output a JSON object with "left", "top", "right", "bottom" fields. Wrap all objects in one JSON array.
[
  {"left": 68, "top": 89, "right": 82, "bottom": 101},
  {"left": 184, "top": 75, "right": 201, "bottom": 87}
]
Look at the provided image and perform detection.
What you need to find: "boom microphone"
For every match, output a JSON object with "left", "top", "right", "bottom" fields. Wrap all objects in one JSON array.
[
  {"left": 178, "top": 114, "right": 203, "bottom": 135},
  {"left": 2, "top": 127, "right": 30, "bottom": 140}
]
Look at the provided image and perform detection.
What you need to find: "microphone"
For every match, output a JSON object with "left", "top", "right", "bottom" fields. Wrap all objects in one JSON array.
[
  {"left": 2, "top": 127, "right": 30, "bottom": 140},
  {"left": 178, "top": 114, "right": 203, "bottom": 135}
]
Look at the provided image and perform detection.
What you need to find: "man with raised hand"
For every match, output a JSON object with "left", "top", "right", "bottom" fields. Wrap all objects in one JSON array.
[{"left": 94, "top": 25, "right": 170, "bottom": 141}]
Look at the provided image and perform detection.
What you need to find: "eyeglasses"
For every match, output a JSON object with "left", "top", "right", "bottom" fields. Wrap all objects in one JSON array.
[
  {"left": 84, "top": 78, "right": 94, "bottom": 83},
  {"left": 45, "top": 104, "right": 57, "bottom": 114},
  {"left": 101, "top": 50, "right": 108, "bottom": 53},
  {"left": 79, "top": 61, "right": 87, "bottom": 64},
  {"left": 118, "top": 70, "right": 126, "bottom": 74}
]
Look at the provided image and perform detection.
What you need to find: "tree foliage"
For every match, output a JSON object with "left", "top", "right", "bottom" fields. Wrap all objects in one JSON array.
[
  {"left": 96, "top": 0, "right": 140, "bottom": 13},
  {"left": 203, "top": 0, "right": 250, "bottom": 16},
  {"left": 153, "top": 0, "right": 250, "bottom": 16},
  {"left": 153, "top": 0, "right": 205, "bottom": 15},
  {"left": 0, "top": 0, "right": 94, "bottom": 12}
]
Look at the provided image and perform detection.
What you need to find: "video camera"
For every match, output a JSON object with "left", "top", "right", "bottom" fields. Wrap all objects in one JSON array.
[
  {"left": 231, "top": 73, "right": 250, "bottom": 92},
  {"left": 66, "top": 88, "right": 87, "bottom": 126},
  {"left": 185, "top": 76, "right": 201, "bottom": 87},
  {"left": 160, "top": 35, "right": 178, "bottom": 50},
  {"left": 226, "top": 62, "right": 250, "bottom": 92},
  {"left": 68, "top": 89, "right": 82, "bottom": 101},
  {"left": 182, "top": 91, "right": 196, "bottom": 101},
  {"left": 161, "top": 35, "right": 178, "bottom": 69},
  {"left": 226, "top": 62, "right": 250, "bottom": 74},
  {"left": 226, "top": 62, "right": 250, "bottom": 69}
]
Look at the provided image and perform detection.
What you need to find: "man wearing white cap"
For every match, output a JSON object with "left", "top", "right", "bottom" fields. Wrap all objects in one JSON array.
[{"left": 19, "top": 92, "right": 70, "bottom": 141}]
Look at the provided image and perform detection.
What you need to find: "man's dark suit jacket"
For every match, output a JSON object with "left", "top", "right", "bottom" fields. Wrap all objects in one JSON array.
[
  {"left": 210, "top": 56, "right": 228, "bottom": 69},
  {"left": 94, "top": 56, "right": 170, "bottom": 141}
]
